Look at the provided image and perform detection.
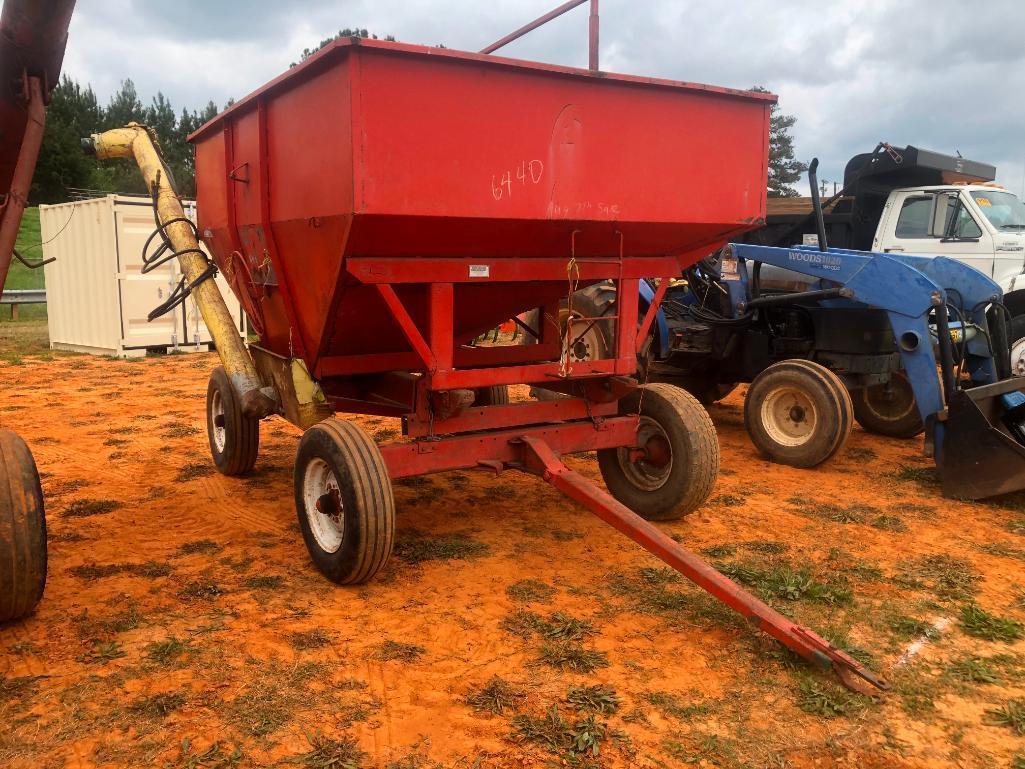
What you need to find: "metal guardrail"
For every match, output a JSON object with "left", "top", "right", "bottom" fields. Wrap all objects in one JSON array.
[{"left": 0, "top": 289, "right": 46, "bottom": 320}]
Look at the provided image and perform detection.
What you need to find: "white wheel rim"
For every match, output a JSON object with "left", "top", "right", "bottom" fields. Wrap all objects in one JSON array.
[
  {"left": 617, "top": 415, "right": 673, "bottom": 490},
  {"left": 210, "top": 388, "right": 226, "bottom": 452},
  {"left": 1012, "top": 337, "right": 1025, "bottom": 377},
  {"left": 566, "top": 314, "right": 603, "bottom": 363},
  {"left": 761, "top": 386, "right": 818, "bottom": 447},
  {"left": 303, "top": 458, "right": 344, "bottom": 553}
]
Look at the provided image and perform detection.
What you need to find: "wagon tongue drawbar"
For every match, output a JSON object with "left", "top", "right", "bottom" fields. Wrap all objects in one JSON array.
[{"left": 516, "top": 437, "right": 888, "bottom": 695}]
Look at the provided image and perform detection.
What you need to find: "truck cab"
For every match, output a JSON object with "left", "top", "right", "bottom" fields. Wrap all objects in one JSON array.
[{"left": 873, "top": 184, "right": 1025, "bottom": 300}]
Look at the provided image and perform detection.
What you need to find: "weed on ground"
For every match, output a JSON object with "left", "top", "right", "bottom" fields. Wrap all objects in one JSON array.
[
  {"left": 62, "top": 498, "right": 122, "bottom": 518},
  {"left": 465, "top": 676, "right": 525, "bottom": 716}
]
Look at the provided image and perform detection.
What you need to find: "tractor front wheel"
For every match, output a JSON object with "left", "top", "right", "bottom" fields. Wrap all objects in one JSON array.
[
  {"left": 0, "top": 430, "right": 46, "bottom": 622},
  {"left": 850, "top": 372, "right": 923, "bottom": 439},
  {"left": 744, "top": 359, "right": 852, "bottom": 468},
  {"left": 597, "top": 383, "right": 719, "bottom": 521}
]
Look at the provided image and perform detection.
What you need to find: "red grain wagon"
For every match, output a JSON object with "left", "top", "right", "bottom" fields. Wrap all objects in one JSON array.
[{"left": 188, "top": 35, "right": 883, "bottom": 691}]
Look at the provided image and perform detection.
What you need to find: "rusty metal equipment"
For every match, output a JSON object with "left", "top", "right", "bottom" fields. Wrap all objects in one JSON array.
[
  {"left": 140, "top": 15, "right": 888, "bottom": 692},
  {"left": 0, "top": 0, "right": 76, "bottom": 622}
]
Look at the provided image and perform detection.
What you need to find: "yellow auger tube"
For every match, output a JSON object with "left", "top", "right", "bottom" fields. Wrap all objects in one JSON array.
[{"left": 86, "top": 123, "right": 275, "bottom": 418}]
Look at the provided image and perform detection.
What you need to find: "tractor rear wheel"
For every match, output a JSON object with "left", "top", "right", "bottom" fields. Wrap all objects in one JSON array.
[
  {"left": 597, "top": 383, "right": 719, "bottom": 521},
  {"left": 0, "top": 430, "right": 46, "bottom": 622},
  {"left": 745, "top": 359, "right": 852, "bottom": 468},
  {"left": 207, "top": 366, "right": 260, "bottom": 476},
  {"left": 294, "top": 418, "right": 395, "bottom": 585},
  {"left": 851, "top": 372, "right": 923, "bottom": 439}
]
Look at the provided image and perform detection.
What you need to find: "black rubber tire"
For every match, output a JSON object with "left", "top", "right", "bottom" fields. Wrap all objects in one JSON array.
[
  {"left": 0, "top": 430, "right": 46, "bottom": 622},
  {"left": 474, "top": 385, "right": 510, "bottom": 406},
  {"left": 744, "top": 360, "right": 852, "bottom": 468},
  {"left": 851, "top": 372, "right": 924, "bottom": 439},
  {"left": 294, "top": 418, "right": 395, "bottom": 585},
  {"left": 597, "top": 383, "right": 719, "bottom": 521},
  {"left": 206, "top": 366, "right": 259, "bottom": 476},
  {"left": 1009, "top": 315, "right": 1025, "bottom": 377},
  {"left": 676, "top": 377, "right": 739, "bottom": 405}
]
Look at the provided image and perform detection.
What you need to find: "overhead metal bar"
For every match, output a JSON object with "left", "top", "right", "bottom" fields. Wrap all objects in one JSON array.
[{"left": 480, "top": 0, "right": 599, "bottom": 71}]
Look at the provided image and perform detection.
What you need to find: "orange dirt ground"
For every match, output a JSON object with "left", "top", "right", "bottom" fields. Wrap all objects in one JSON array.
[{"left": 1, "top": 337, "right": 1024, "bottom": 768}]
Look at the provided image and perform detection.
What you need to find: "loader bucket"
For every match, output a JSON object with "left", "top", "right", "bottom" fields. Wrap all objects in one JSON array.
[{"left": 940, "top": 378, "right": 1025, "bottom": 500}]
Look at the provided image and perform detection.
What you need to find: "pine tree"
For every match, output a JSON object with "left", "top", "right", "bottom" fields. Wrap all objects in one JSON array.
[{"left": 751, "top": 86, "right": 808, "bottom": 198}]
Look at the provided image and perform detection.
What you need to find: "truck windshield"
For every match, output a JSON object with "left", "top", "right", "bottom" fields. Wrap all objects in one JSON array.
[{"left": 972, "top": 190, "right": 1025, "bottom": 230}]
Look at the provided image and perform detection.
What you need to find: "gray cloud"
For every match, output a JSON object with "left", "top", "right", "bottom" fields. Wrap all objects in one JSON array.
[{"left": 62, "top": 0, "right": 1025, "bottom": 192}]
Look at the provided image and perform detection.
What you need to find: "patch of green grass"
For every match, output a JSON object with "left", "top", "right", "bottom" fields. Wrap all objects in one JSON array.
[
  {"left": 959, "top": 604, "right": 1024, "bottom": 642},
  {"left": 373, "top": 640, "right": 425, "bottom": 662},
  {"left": 536, "top": 641, "right": 609, "bottom": 673},
  {"left": 176, "top": 461, "right": 214, "bottom": 482},
  {"left": 975, "top": 542, "right": 1025, "bottom": 561},
  {"left": 62, "top": 498, "right": 122, "bottom": 518},
  {"left": 743, "top": 539, "right": 788, "bottom": 555},
  {"left": 986, "top": 699, "right": 1025, "bottom": 735},
  {"left": 506, "top": 579, "right": 556, "bottom": 603},
  {"left": 393, "top": 530, "right": 490, "bottom": 564},
  {"left": 225, "top": 661, "right": 330, "bottom": 738},
  {"left": 145, "top": 636, "right": 194, "bottom": 667},
  {"left": 871, "top": 515, "right": 908, "bottom": 533},
  {"left": 846, "top": 446, "right": 876, "bottom": 460},
  {"left": 891, "top": 465, "right": 940, "bottom": 487},
  {"left": 796, "top": 674, "right": 870, "bottom": 718},
  {"left": 291, "top": 731, "right": 366, "bottom": 768},
  {"left": 945, "top": 654, "right": 1020, "bottom": 685},
  {"left": 178, "top": 579, "right": 225, "bottom": 601},
  {"left": 70, "top": 561, "right": 171, "bottom": 580},
  {"left": 789, "top": 497, "right": 877, "bottom": 524},
  {"left": 289, "top": 629, "right": 332, "bottom": 651},
  {"left": 709, "top": 493, "right": 746, "bottom": 507},
  {"left": 566, "top": 684, "right": 618, "bottom": 715},
  {"left": 896, "top": 554, "right": 981, "bottom": 601},
  {"left": 717, "top": 560, "right": 852, "bottom": 605},
  {"left": 888, "top": 614, "right": 937, "bottom": 641},
  {"left": 241, "top": 575, "right": 284, "bottom": 590},
  {"left": 130, "top": 691, "right": 187, "bottom": 719},
  {"left": 643, "top": 691, "right": 709, "bottom": 721},
  {"left": 178, "top": 539, "right": 222, "bottom": 556},
  {"left": 1012, "top": 754, "right": 1025, "bottom": 769},
  {"left": 78, "top": 640, "right": 126, "bottom": 664},
  {"left": 511, "top": 705, "right": 609, "bottom": 759},
  {"left": 172, "top": 739, "right": 244, "bottom": 769},
  {"left": 701, "top": 543, "right": 737, "bottom": 558},
  {"left": 465, "top": 676, "right": 524, "bottom": 716},
  {"left": 162, "top": 424, "right": 200, "bottom": 439}
]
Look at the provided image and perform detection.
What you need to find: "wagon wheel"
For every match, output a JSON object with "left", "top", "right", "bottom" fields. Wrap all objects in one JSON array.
[
  {"left": 744, "top": 359, "right": 852, "bottom": 468},
  {"left": 294, "top": 418, "right": 395, "bottom": 585},
  {"left": 597, "top": 383, "right": 719, "bottom": 521},
  {"left": 207, "top": 366, "right": 260, "bottom": 476},
  {"left": 850, "top": 372, "right": 923, "bottom": 439},
  {"left": 473, "top": 385, "right": 510, "bottom": 406},
  {"left": 0, "top": 430, "right": 46, "bottom": 622}
]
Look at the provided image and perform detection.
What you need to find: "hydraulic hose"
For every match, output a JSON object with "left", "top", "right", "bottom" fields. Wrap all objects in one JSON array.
[{"left": 83, "top": 123, "right": 276, "bottom": 418}]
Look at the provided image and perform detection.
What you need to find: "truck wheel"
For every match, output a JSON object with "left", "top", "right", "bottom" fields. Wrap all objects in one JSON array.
[
  {"left": 473, "top": 385, "right": 510, "bottom": 406},
  {"left": 207, "top": 366, "right": 259, "bottom": 476},
  {"left": 0, "top": 430, "right": 46, "bottom": 622},
  {"left": 597, "top": 383, "right": 719, "bottom": 521},
  {"left": 294, "top": 418, "right": 395, "bottom": 585},
  {"left": 745, "top": 360, "right": 852, "bottom": 468},
  {"left": 1009, "top": 315, "right": 1025, "bottom": 377},
  {"left": 850, "top": 372, "right": 923, "bottom": 439}
]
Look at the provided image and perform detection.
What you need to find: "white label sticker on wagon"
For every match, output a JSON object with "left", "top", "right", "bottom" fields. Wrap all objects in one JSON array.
[{"left": 469, "top": 264, "right": 490, "bottom": 278}]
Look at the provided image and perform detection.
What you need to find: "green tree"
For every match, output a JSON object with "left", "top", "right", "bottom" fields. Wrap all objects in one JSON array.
[
  {"left": 751, "top": 86, "right": 808, "bottom": 198},
  {"left": 293, "top": 27, "right": 395, "bottom": 66},
  {"left": 30, "top": 76, "right": 101, "bottom": 202}
]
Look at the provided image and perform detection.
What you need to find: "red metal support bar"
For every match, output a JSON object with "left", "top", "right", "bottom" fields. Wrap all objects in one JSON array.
[
  {"left": 429, "top": 282, "right": 454, "bottom": 371},
  {"left": 516, "top": 435, "right": 889, "bottom": 694},
  {"left": 404, "top": 396, "right": 617, "bottom": 438},
  {"left": 480, "top": 0, "right": 588, "bottom": 55},
  {"left": 589, "top": 0, "right": 599, "bottom": 71},
  {"left": 345, "top": 256, "right": 686, "bottom": 284},
  {"left": 616, "top": 279, "right": 640, "bottom": 362},
  {"left": 636, "top": 277, "right": 670, "bottom": 351},
  {"left": 374, "top": 284, "right": 436, "bottom": 371},
  {"left": 0, "top": 76, "right": 44, "bottom": 290}
]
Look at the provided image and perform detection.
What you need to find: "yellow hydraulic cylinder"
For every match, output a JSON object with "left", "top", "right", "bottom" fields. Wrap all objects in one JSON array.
[{"left": 85, "top": 123, "right": 275, "bottom": 418}]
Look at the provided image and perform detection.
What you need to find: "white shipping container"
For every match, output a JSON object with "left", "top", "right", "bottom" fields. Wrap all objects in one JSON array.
[{"left": 40, "top": 195, "right": 244, "bottom": 358}]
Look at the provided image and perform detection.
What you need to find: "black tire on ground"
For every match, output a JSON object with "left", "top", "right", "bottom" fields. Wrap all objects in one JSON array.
[
  {"left": 0, "top": 430, "right": 46, "bottom": 622},
  {"left": 850, "top": 372, "right": 924, "bottom": 439},
  {"left": 206, "top": 366, "right": 260, "bottom": 476},
  {"left": 1009, "top": 315, "right": 1025, "bottom": 378},
  {"left": 473, "top": 385, "right": 510, "bottom": 406},
  {"left": 294, "top": 418, "right": 395, "bottom": 585},
  {"left": 597, "top": 383, "right": 719, "bottom": 521},
  {"left": 676, "top": 377, "right": 739, "bottom": 405},
  {"left": 744, "top": 359, "right": 852, "bottom": 468}
]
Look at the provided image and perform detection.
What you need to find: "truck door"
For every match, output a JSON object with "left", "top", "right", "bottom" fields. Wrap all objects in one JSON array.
[{"left": 877, "top": 190, "right": 993, "bottom": 276}]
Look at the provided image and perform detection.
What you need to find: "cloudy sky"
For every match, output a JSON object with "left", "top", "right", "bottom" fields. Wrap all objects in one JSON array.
[{"left": 62, "top": 0, "right": 1025, "bottom": 193}]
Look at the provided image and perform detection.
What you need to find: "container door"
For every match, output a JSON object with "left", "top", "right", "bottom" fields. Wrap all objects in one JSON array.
[{"left": 114, "top": 201, "right": 181, "bottom": 350}]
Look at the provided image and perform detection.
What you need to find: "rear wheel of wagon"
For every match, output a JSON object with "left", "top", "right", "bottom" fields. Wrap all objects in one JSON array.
[
  {"left": 294, "top": 418, "right": 395, "bottom": 585},
  {"left": 745, "top": 359, "right": 852, "bottom": 468},
  {"left": 597, "top": 383, "right": 719, "bottom": 521},
  {"left": 0, "top": 430, "right": 46, "bottom": 622},
  {"left": 473, "top": 385, "right": 510, "bottom": 406},
  {"left": 207, "top": 366, "right": 260, "bottom": 476},
  {"left": 850, "top": 372, "right": 923, "bottom": 439}
]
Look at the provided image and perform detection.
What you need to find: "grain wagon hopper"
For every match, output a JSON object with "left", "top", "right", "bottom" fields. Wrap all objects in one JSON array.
[
  {"left": 0, "top": 0, "right": 76, "bottom": 622},
  {"left": 84, "top": 5, "right": 887, "bottom": 692}
]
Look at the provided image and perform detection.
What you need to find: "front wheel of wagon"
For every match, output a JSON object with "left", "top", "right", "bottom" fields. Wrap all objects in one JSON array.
[
  {"left": 207, "top": 366, "right": 259, "bottom": 476},
  {"left": 0, "top": 430, "right": 46, "bottom": 622},
  {"left": 597, "top": 383, "right": 719, "bottom": 521},
  {"left": 294, "top": 418, "right": 395, "bottom": 585}
]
